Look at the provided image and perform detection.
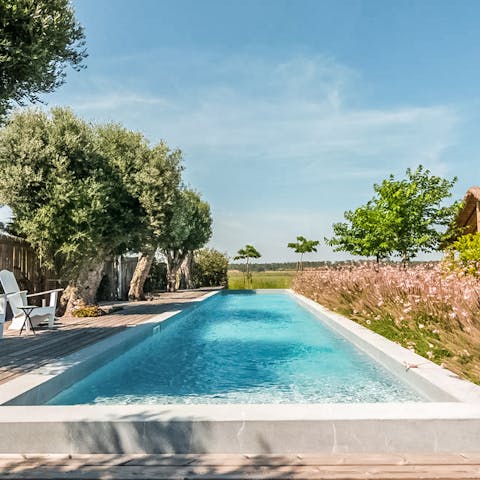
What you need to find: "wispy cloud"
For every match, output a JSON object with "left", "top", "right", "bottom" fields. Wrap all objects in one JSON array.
[{"left": 41, "top": 50, "right": 461, "bottom": 260}]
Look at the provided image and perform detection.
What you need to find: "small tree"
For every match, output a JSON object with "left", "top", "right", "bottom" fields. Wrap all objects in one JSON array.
[
  {"left": 287, "top": 236, "right": 320, "bottom": 271},
  {"left": 0, "top": 0, "right": 87, "bottom": 119},
  {"left": 327, "top": 201, "right": 395, "bottom": 262},
  {"left": 95, "top": 123, "right": 183, "bottom": 300},
  {"left": 327, "top": 166, "right": 459, "bottom": 262},
  {"left": 374, "top": 166, "right": 459, "bottom": 262},
  {"left": 234, "top": 245, "right": 261, "bottom": 287}
]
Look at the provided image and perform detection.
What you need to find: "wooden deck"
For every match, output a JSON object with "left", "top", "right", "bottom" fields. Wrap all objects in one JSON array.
[
  {"left": 0, "top": 453, "right": 479, "bottom": 479},
  {"left": 0, "top": 289, "right": 215, "bottom": 386}
]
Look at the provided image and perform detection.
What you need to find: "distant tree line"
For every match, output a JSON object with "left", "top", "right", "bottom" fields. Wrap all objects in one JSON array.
[{"left": 229, "top": 261, "right": 338, "bottom": 272}]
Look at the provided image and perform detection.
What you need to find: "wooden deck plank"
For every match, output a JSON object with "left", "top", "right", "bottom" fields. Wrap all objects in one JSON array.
[{"left": 1, "top": 463, "right": 480, "bottom": 480}]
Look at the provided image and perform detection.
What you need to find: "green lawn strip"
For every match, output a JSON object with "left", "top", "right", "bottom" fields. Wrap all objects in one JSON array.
[{"left": 228, "top": 271, "right": 295, "bottom": 289}]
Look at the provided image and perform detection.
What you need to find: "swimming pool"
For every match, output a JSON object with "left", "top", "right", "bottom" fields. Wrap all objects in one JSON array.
[{"left": 49, "top": 291, "right": 423, "bottom": 405}]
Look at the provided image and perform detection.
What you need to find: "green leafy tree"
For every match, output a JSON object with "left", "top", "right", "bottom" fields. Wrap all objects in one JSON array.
[
  {"left": 327, "top": 166, "right": 458, "bottom": 262},
  {"left": 287, "top": 236, "right": 320, "bottom": 270},
  {"left": 0, "top": 108, "right": 143, "bottom": 312},
  {"left": 95, "top": 123, "right": 183, "bottom": 300},
  {"left": 159, "top": 189, "right": 212, "bottom": 292},
  {"left": 0, "top": 0, "right": 87, "bottom": 118},
  {"left": 327, "top": 201, "right": 395, "bottom": 262},
  {"left": 234, "top": 244, "right": 261, "bottom": 287},
  {"left": 191, "top": 248, "right": 229, "bottom": 288}
]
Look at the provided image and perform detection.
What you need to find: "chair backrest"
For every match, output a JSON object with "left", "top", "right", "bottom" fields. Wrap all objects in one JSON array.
[
  {"left": 6, "top": 291, "right": 27, "bottom": 318},
  {"left": 0, "top": 270, "right": 20, "bottom": 295},
  {"left": 0, "top": 295, "right": 6, "bottom": 323}
]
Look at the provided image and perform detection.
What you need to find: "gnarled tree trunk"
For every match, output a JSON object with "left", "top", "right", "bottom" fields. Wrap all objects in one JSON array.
[
  {"left": 179, "top": 251, "right": 194, "bottom": 290},
  {"left": 60, "top": 260, "right": 105, "bottom": 316},
  {"left": 128, "top": 249, "right": 155, "bottom": 300}
]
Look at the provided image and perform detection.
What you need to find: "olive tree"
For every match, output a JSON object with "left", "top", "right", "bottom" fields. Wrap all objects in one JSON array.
[
  {"left": 0, "top": 108, "right": 143, "bottom": 312},
  {"left": 0, "top": 0, "right": 86, "bottom": 119},
  {"left": 159, "top": 189, "right": 212, "bottom": 292},
  {"left": 95, "top": 123, "right": 183, "bottom": 300}
]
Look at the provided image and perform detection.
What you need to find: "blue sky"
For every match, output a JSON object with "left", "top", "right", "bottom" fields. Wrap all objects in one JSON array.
[{"left": 3, "top": 0, "right": 480, "bottom": 261}]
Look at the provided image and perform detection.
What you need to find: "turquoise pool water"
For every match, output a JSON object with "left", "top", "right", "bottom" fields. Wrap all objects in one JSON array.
[{"left": 49, "top": 292, "right": 424, "bottom": 404}]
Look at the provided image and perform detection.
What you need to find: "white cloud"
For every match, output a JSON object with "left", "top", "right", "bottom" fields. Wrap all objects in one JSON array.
[{"left": 39, "top": 50, "right": 461, "bottom": 261}]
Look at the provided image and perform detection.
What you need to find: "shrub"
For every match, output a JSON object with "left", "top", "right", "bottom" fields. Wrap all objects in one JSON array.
[
  {"left": 144, "top": 259, "right": 167, "bottom": 293},
  {"left": 71, "top": 305, "right": 106, "bottom": 317},
  {"left": 445, "top": 233, "right": 480, "bottom": 276},
  {"left": 192, "top": 249, "right": 229, "bottom": 287}
]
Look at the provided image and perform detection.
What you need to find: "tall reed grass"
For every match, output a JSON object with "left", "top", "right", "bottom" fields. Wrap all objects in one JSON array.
[{"left": 293, "top": 263, "right": 480, "bottom": 384}]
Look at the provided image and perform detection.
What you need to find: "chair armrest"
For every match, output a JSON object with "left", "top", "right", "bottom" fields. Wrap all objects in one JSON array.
[
  {"left": 26, "top": 289, "right": 63, "bottom": 298},
  {"left": 9, "top": 290, "right": 28, "bottom": 296}
]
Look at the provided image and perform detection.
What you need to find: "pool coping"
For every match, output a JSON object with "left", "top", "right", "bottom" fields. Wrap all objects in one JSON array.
[
  {"left": 0, "top": 289, "right": 221, "bottom": 406},
  {"left": 288, "top": 289, "right": 480, "bottom": 404},
  {"left": 0, "top": 288, "right": 480, "bottom": 454}
]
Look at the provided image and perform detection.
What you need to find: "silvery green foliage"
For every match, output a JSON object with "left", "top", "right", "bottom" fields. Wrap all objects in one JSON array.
[
  {"left": 0, "top": 0, "right": 86, "bottom": 118},
  {"left": 0, "top": 108, "right": 143, "bottom": 279}
]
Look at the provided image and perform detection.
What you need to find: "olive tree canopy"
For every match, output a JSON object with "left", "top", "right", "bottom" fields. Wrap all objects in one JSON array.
[
  {"left": 0, "top": 108, "right": 144, "bottom": 311},
  {"left": 159, "top": 189, "right": 213, "bottom": 292},
  {"left": 0, "top": 0, "right": 86, "bottom": 118}
]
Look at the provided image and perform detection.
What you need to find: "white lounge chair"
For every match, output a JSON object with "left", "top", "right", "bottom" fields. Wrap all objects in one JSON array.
[
  {"left": 0, "top": 270, "right": 62, "bottom": 331},
  {"left": 0, "top": 294, "right": 6, "bottom": 338}
]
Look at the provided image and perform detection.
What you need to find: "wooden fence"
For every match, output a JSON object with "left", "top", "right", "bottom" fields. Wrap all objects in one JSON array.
[
  {"left": 0, "top": 233, "right": 137, "bottom": 300},
  {"left": 0, "top": 233, "right": 45, "bottom": 292}
]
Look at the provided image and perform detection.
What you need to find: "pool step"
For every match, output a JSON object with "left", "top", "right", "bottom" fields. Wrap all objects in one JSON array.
[{"left": 0, "top": 453, "right": 479, "bottom": 479}]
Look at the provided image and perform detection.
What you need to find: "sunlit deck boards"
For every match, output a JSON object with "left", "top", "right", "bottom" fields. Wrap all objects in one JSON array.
[
  {"left": 0, "top": 453, "right": 479, "bottom": 479},
  {"left": 0, "top": 289, "right": 215, "bottom": 386}
]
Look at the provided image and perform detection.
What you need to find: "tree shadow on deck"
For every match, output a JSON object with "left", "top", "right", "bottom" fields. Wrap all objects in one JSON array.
[{"left": 0, "top": 409, "right": 301, "bottom": 479}]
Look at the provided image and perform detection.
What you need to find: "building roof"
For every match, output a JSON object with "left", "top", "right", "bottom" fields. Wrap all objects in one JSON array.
[{"left": 455, "top": 186, "right": 480, "bottom": 234}]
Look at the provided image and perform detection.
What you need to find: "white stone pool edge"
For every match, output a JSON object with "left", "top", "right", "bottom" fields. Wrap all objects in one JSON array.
[{"left": 0, "top": 288, "right": 479, "bottom": 454}]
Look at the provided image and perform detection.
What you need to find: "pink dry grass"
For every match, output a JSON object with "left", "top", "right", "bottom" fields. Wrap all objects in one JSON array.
[{"left": 293, "top": 263, "right": 480, "bottom": 384}]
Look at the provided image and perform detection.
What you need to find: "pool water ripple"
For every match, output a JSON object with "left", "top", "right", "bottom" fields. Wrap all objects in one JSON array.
[{"left": 49, "top": 293, "right": 424, "bottom": 405}]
